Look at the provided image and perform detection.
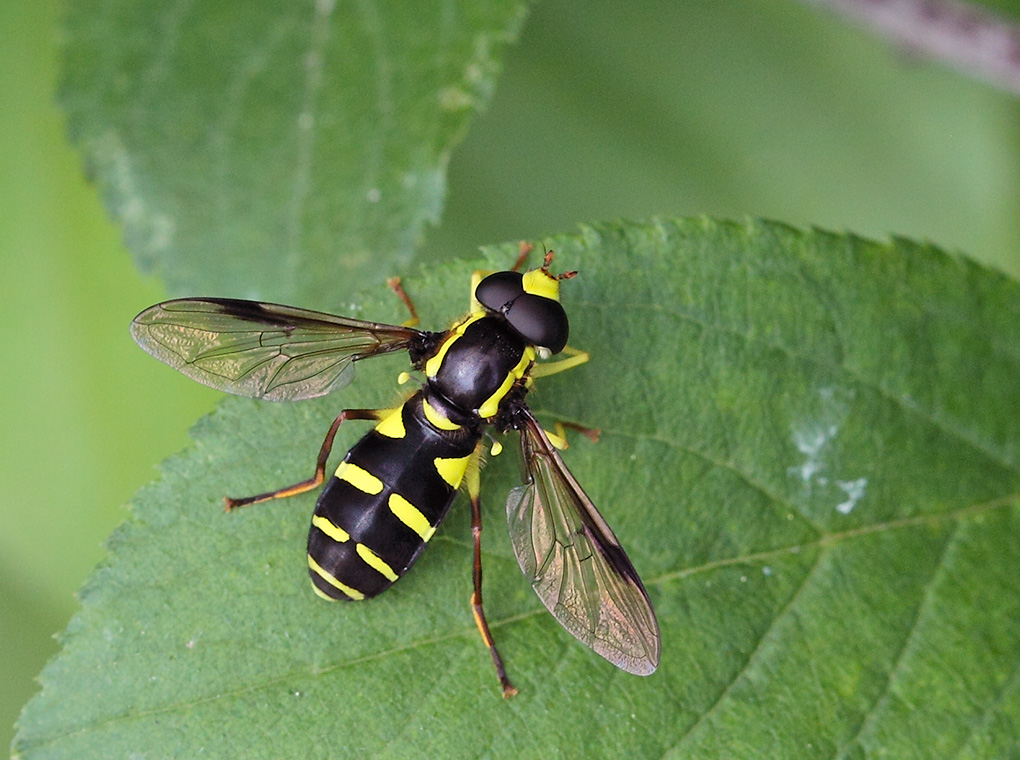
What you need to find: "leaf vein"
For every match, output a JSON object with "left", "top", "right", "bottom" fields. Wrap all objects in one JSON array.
[
  {"left": 949, "top": 653, "right": 1020, "bottom": 760},
  {"left": 651, "top": 496, "right": 1015, "bottom": 587},
  {"left": 831, "top": 521, "right": 959, "bottom": 760},
  {"left": 22, "top": 611, "right": 538, "bottom": 752},
  {"left": 661, "top": 546, "right": 827, "bottom": 757},
  {"left": 600, "top": 424, "right": 827, "bottom": 538},
  {"left": 574, "top": 297, "right": 1019, "bottom": 477}
]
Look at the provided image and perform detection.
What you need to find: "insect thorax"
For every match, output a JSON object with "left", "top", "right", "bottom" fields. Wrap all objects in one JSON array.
[{"left": 425, "top": 314, "right": 536, "bottom": 424}]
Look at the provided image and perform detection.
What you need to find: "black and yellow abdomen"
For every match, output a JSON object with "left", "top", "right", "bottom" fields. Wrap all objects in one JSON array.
[
  {"left": 308, "top": 314, "right": 534, "bottom": 602},
  {"left": 307, "top": 390, "right": 481, "bottom": 601}
]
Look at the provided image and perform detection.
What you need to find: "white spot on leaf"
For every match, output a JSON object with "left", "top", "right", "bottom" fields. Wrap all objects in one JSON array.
[
  {"left": 835, "top": 478, "right": 867, "bottom": 514},
  {"left": 790, "top": 423, "right": 839, "bottom": 482},
  {"left": 788, "top": 386, "right": 868, "bottom": 515}
]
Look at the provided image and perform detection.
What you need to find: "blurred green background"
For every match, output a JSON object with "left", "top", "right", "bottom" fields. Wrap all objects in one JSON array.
[{"left": 3, "top": 0, "right": 1019, "bottom": 750}]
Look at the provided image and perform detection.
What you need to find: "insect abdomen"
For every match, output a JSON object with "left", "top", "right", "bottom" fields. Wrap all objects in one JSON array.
[{"left": 307, "top": 391, "right": 480, "bottom": 601}]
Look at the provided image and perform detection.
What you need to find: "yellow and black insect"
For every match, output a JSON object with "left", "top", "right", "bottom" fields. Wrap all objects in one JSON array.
[{"left": 130, "top": 247, "right": 660, "bottom": 696}]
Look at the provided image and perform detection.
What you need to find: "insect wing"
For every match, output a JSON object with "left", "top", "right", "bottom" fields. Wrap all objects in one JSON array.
[
  {"left": 131, "top": 298, "right": 424, "bottom": 401},
  {"left": 506, "top": 410, "right": 661, "bottom": 675}
]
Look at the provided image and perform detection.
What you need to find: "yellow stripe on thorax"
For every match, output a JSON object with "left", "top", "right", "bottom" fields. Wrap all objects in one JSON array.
[
  {"left": 424, "top": 312, "right": 484, "bottom": 378},
  {"left": 307, "top": 555, "right": 365, "bottom": 600},
  {"left": 478, "top": 346, "right": 535, "bottom": 419},
  {"left": 388, "top": 493, "right": 436, "bottom": 541},
  {"left": 336, "top": 461, "right": 384, "bottom": 494}
]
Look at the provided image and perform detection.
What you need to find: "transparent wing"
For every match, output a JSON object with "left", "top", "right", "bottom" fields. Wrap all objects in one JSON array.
[
  {"left": 131, "top": 298, "right": 425, "bottom": 401},
  {"left": 506, "top": 409, "right": 661, "bottom": 675}
]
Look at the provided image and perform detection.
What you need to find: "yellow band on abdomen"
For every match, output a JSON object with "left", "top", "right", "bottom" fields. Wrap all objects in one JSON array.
[
  {"left": 336, "top": 461, "right": 384, "bottom": 494},
  {"left": 307, "top": 555, "right": 365, "bottom": 600},
  {"left": 388, "top": 493, "right": 436, "bottom": 541}
]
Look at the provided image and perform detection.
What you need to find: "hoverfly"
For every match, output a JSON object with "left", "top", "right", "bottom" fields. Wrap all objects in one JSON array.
[{"left": 131, "top": 246, "right": 660, "bottom": 696}]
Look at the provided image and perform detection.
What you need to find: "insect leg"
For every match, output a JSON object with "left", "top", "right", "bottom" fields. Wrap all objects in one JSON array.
[
  {"left": 385, "top": 277, "right": 420, "bottom": 327},
  {"left": 465, "top": 443, "right": 518, "bottom": 698},
  {"left": 529, "top": 345, "right": 590, "bottom": 379},
  {"left": 223, "top": 408, "right": 389, "bottom": 511},
  {"left": 510, "top": 240, "right": 535, "bottom": 271},
  {"left": 553, "top": 420, "right": 601, "bottom": 444}
]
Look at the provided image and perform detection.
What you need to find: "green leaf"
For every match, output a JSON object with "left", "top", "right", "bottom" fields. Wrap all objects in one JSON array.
[
  {"left": 60, "top": 0, "right": 528, "bottom": 309},
  {"left": 15, "top": 219, "right": 1020, "bottom": 758}
]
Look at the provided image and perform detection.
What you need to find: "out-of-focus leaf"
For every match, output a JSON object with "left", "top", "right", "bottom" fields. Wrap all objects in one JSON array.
[
  {"left": 14, "top": 219, "right": 1020, "bottom": 758},
  {"left": 60, "top": 0, "right": 528, "bottom": 308}
]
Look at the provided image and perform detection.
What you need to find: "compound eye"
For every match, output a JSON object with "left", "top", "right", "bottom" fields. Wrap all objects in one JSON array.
[
  {"left": 475, "top": 271, "right": 524, "bottom": 312},
  {"left": 505, "top": 294, "right": 569, "bottom": 353}
]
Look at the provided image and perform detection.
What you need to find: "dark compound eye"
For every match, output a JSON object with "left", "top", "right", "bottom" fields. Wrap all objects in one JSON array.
[
  {"left": 475, "top": 271, "right": 524, "bottom": 312},
  {"left": 476, "top": 270, "right": 569, "bottom": 352},
  {"left": 505, "top": 294, "right": 569, "bottom": 354}
]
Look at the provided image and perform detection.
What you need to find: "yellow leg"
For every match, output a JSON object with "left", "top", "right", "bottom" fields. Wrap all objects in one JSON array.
[
  {"left": 469, "top": 270, "right": 489, "bottom": 313},
  {"left": 529, "top": 345, "right": 590, "bottom": 378}
]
